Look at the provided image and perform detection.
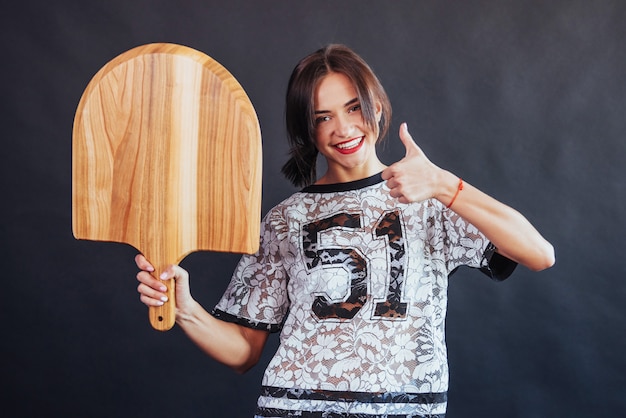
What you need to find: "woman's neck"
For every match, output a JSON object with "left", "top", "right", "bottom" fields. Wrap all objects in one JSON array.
[{"left": 315, "top": 160, "right": 387, "bottom": 185}]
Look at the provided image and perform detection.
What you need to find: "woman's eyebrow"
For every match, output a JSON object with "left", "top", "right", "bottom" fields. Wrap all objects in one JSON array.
[
  {"left": 314, "top": 97, "right": 359, "bottom": 114},
  {"left": 344, "top": 98, "right": 359, "bottom": 107}
]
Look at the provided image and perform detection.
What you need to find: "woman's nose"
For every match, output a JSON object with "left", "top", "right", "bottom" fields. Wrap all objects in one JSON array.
[{"left": 334, "top": 113, "right": 354, "bottom": 138}]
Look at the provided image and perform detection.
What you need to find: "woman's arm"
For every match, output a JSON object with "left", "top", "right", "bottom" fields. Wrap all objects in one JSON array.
[
  {"left": 136, "top": 255, "right": 269, "bottom": 373},
  {"left": 432, "top": 172, "right": 554, "bottom": 271},
  {"left": 382, "top": 123, "right": 555, "bottom": 271}
]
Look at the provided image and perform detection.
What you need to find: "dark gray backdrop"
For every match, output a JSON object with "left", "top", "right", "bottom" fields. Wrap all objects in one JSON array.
[{"left": 2, "top": 0, "right": 625, "bottom": 417}]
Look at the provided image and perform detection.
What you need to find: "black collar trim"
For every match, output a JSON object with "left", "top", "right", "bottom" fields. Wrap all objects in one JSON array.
[{"left": 301, "top": 172, "right": 384, "bottom": 193}]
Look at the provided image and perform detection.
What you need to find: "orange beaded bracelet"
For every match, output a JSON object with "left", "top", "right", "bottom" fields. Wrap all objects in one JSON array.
[{"left": 446, "top": 178, "right": 464, "bottom": 209}]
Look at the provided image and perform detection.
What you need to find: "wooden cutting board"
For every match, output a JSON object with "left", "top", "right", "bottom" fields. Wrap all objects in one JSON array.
[{"left": 72, "top": 43, "right": 262, "bottom": 331}]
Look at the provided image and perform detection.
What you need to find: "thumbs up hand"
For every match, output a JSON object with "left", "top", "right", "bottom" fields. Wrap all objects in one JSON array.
[{"left": 382, "top": 123, "right": 447, "bottom": 204}]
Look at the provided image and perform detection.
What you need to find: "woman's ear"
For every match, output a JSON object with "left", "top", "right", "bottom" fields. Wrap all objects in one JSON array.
[{"left": 375, "top": 101, "right": 383, "bottom": 123}]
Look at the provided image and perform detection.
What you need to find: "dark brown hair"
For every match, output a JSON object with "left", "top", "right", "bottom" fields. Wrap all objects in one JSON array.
[{"left": 281, "top": 44, "right": 392, "bottom": 187}]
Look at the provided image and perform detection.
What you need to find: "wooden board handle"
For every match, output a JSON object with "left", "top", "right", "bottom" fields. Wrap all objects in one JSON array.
[{"left": 149, "top": 272, "right": 176, "bottom": 331}]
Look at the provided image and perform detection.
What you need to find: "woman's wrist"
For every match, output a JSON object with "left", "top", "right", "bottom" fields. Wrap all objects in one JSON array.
[
  {"left": 435, "top": 170, "right": 461, "bottom": 206},
  {"left": 175, "top": 299, "right": 202, "bottom": 324},
  {"left": 446, "top": 178, "right": 464, "bottom": 208}
]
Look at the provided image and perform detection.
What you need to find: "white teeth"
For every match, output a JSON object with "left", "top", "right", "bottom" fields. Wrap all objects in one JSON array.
[{"left": 336, "top": 137, "right": 362, "bottom": 149}]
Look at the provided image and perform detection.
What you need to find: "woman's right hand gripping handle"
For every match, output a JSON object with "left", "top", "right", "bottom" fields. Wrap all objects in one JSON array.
[
  {"left": 134, "top": 254, "right": 269, "bottom": 373},
  {"left": 135, "top": 254, "right": 193, "bottom": 313}
]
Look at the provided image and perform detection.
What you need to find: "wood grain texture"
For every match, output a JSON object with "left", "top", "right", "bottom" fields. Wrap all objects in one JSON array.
[{"left": 72, "top": 43, "right": 262, "bottom": 331}]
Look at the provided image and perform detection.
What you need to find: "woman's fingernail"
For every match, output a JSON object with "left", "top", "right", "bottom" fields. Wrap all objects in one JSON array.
[
  {"left": 160, "top": 296, "right": 168, "bottom": 302},
  {"left": 160, "top": 272, "right": 168, "bottom": 280}
]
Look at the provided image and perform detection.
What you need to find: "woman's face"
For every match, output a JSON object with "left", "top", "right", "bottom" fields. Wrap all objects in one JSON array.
[{"left": 313, "top": 72, "right": 383, "bottom": 184}]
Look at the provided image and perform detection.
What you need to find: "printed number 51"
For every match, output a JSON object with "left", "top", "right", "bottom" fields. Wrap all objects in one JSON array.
[{"left": 302, "top": 211, "right": 408, "bottom": 321}]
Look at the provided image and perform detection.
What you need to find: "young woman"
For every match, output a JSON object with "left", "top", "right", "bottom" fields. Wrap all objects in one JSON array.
[{"left": 136, "top": 44, "right": 554, "bottom": 417}]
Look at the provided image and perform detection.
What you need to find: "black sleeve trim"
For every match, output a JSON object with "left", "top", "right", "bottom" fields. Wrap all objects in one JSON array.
[
  {"left": 210, "top": 308, "right": 283, "bottom": 333},
  {"left": 479, "top": 242, "right": 518, "bottom": 281}
]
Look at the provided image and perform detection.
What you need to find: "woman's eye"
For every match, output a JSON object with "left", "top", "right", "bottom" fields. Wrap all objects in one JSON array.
[
  {"left": 315, "top": 115, "right": 331, "bottom": 124},
  {"left": 348, "top": 104, "right": 362, "bottom": 113}
]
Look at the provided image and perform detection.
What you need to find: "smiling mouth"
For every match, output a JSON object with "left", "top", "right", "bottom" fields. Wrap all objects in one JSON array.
[{"left": 335, "top": 137, "right": 364, "bottom": 151}]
